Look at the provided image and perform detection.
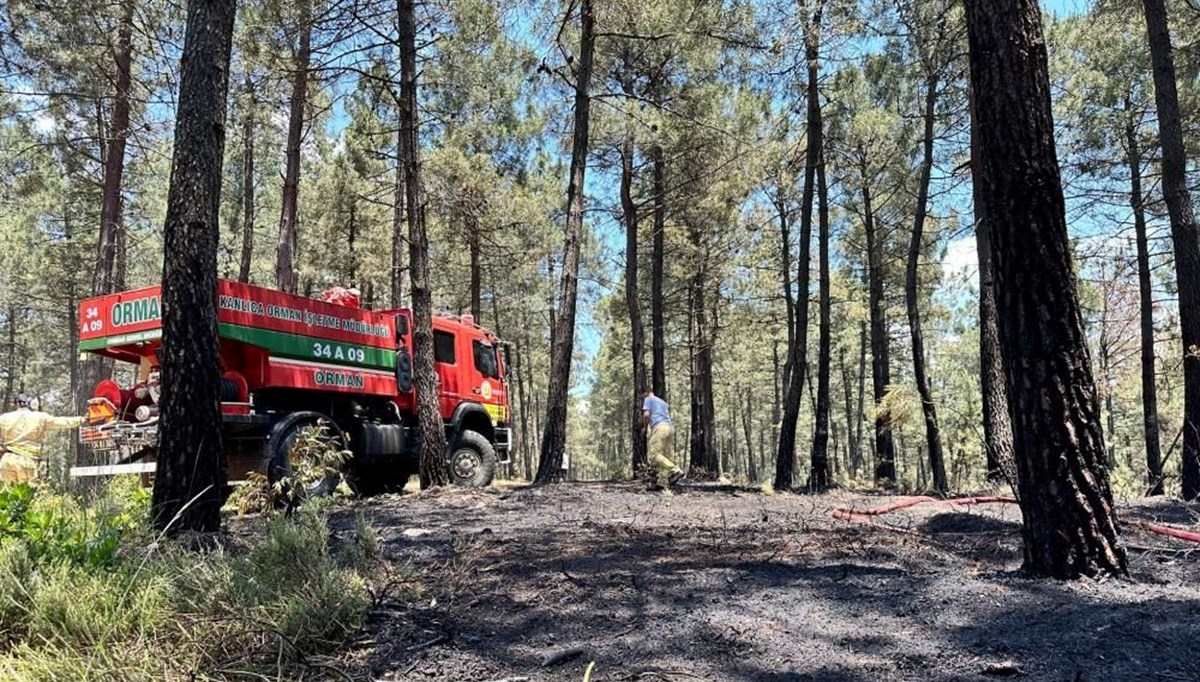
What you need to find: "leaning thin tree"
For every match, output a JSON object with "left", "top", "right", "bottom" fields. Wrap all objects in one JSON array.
[
  {"left": 964, "top": 0, "right": 1126, "bottom": 578},
  {"left": 151, "top": 0, "right": 237, "bottom": 534},
  {"left": 398, "top": 0, "right": 451, "bottom": 488},
  {"left": 535, "top": 0, "right": 595, "bottom": 484}
]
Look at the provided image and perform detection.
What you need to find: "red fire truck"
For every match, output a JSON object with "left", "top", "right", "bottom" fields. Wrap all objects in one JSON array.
[{"left": 76, "top": 279, "right": 511, "bottom": 496}]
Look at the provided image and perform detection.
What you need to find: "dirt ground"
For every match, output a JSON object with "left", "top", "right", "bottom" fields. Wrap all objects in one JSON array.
[{"left": 327, "top": 482, "right": 1200, "bottom": 682}]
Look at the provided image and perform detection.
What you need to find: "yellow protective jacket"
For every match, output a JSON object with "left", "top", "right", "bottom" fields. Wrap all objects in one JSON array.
[{"left": 0, "top": 408, "right": 83, "bottom": 460}]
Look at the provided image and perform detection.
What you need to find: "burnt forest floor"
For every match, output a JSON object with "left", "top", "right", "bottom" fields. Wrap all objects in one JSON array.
[{"left": 320, "top": 482, "right": 1200, "bottom": 682}]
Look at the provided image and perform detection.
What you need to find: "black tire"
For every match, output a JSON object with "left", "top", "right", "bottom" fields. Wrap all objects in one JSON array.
[
  {"left": 448, "top": 430, "right": 497, "bottom": 487},
  {"left": 344, "top": 462, "right": 414, "bottom": 497},
  {"left": 266, "top": 412, "right": 346, "bottom": 506}
]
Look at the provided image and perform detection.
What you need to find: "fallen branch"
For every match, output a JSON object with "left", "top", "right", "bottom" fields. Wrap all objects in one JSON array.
[{"left": 406, "top": 634, "right": 449, "bottom": 652}]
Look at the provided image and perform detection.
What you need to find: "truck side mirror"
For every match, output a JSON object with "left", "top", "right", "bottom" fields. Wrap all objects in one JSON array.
[{"left": 395, "top": 314, "right": 410, "bottom": 340}]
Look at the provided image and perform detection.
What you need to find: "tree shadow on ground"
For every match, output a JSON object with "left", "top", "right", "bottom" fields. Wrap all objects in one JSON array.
[{"left": 334, "top": 485, "right": 1200, "bottom": 682}]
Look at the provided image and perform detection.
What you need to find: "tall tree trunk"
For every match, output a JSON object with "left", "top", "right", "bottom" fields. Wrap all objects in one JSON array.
[
  {"left": 238, "top": 76, "right": 255, "bottom": 284},
  {"left": 535, "top": 0, "right": 594, "bottom": 484},
  {"left": 839, "top": 344, "right": 855, "bottom": 478},
  {"left": 398, "top": 0, "right": 450, "bottom": 488},
  {"left": 907, "top": 70, "right": 948, "bottom": 493},
  {"left": 94, "top": 0, "right": 134, "bottom": 297},
  {"left": 468, "top": 219, "right": 482, "bottom": 320},
  {"left": 514, "top": 335, "right": 532, "bottom": 479},
  {"left": 1126, "top": 100, "right": 1163, "bottom": 495},
  {"left": 861, "top": 161, "right": 896, "bottom": 485},
  {"left": 774, "top": 28, "right": 820, "bottom": 489},
  {"left": 151, "top": 0, "right": 235, "bottom": 534},
  {"left": 275, "top": 0, "right": 312, "bottom": 294},
  {"left": 620, "top": 120, "right": 648, "bottom": 476},
  {"left": 776, "top": 187, "right": 796, "bottom": 397},
  {"left": 1141, "top": 0, "right": 1200, "bottom": 500},
  {"left": 855, "top": 320, "right": 867, "bottom": 477},
  {"left": 809, "top": 20, "right": 832, "bottom": 489},
  {"left": 974, "top": 156, "right": 1014, "bottom": 483},
  {"left": 1098, "top": 289, "right": 1117, "bottom": 468},
  {"left": 391, "top": 121, "right": 407, "bottom": 307},
  {"left": 742, "top": 388, "right": 758, "bottom": 484},
  {"left": 688, "top": 254, "right": 719, "bottom": 479},
  {"left": 964, "top": 0, "right": 1127, "bottom": 578},
  {"left": 2, "top": 303, "right": 16, "bottom": 409},
  {"left": 650, "top": 143, "right": 667, "bottom": 397}
]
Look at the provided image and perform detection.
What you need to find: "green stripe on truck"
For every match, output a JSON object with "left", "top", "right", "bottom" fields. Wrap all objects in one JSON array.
[{"left": 218, "top": 324, "right": 396, "bottom": 369}]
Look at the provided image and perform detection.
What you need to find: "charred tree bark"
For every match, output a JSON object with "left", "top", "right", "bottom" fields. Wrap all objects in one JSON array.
[
  {"left": 151, "top": 0, "right": 235, "bottom": 535},
  {"left": 535, "top": 0, "right": 594, "bottom": 484},
  {"left": 1126, "top": 100, "right": 1163, "bottom": 495},
  {"left": 275, "top": 0, "right": 311, "bottom": 294},
  {"left": 907, "top": 70, "right": 948, "bottom": 493},
  {"left": 965, "top": 0, "right": 1127, "bottom": 577},
  {"left": 620, "top": 119, "right": 649, "bottom": 476},
  {"left": 650, "top": 143, "right": 667, "bottom": 397},
  {"left": 974, "top": 161, "right": 1014, "bottom": 484},
  {"left": 238, "top": 76, "right": 255, "bottom": 284},
  {"left": 861, "top": 161, "right": 896, "bottom": 485},
  {"left": 1141, "top": 0, "right": 1200, "bottom": 500},
  {"left": 398, "top": 0, "right": 450, "bottom": 487}
]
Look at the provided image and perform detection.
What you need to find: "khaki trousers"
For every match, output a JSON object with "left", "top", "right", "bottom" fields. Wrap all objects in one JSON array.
[
  {"left": 0, "top": 452, "right": 39, "bottom": 485},
  {"left": 648, "top": 423, "right": 678, "bottom": 479}
]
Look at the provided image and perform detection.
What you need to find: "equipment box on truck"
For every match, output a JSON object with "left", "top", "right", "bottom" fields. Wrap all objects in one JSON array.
[{"left": 77, "top": 279, "right": 512, "bottom": 495}]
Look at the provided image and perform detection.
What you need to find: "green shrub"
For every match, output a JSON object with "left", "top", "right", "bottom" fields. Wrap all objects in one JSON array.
[{"left": 0, "top": 481, "right": 381, "bottom": 681}]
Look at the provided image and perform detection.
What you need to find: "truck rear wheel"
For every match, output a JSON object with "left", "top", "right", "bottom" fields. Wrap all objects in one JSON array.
[
  {"left": 266, "top": 412, "right": 347, "bottom": 506},
  {"left": 448, "top": 430, "right": 496, "bottom": 487}
]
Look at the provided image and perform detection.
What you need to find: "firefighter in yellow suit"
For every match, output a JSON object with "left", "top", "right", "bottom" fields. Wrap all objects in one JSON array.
[{"left": 0, "top": 395, "right": 84, "bottom": 485}]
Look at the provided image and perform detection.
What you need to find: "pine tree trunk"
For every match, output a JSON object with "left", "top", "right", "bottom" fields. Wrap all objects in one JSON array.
[
  {"left": 620, "top": 123, "right": 648, "bottom": 477},
  {"left": 94, "top": 0, "right": 134, "bottom": 297},
  {"left": 151, "top": 0, "right": 236, "bottom": 535},
  {"left": 965, "top": 0, "right": 1127, "bottom": 577},
  {"left": 469, "top": 220, "right": 482, "bottom": 320},
  {"left": 650, "top": 143, "right": 667, "bottom": 398},
  {"left": 398, "top": 0, "right": 450, "bottom": 488},
  {"left": 776, "top": 188, "right": 796, "bottom": 398},
  {"left": 742, "top": 388, "right": 758, "bottom": 484},
  {"left": 238, "top": 76, "right": 255, "bottom": 284},
  {"left": 275, "top": 0, "right": 311, "bottom": 294},
  {"left": 1126, "top": 101, "right": 1163, "bottom": 495},
  {"left": 855, "top": 319, "right": 867, "bottom": 476},
  {"left": 1141, "top": 0, "right": 1200, "bottom": 500},
  {"left": 974, "top": 158, "right": 1014, "bottom": 483},
  {"left": 3, "top": 303, "right": 16, "bottom": 409},
  {"left": 809, "top": 17, "right": 832, "bottom": 489},
  {"left": 774, "top": 39, "right": 819, "bottom": 490},
  {"left": 535, "top": 0, "right": 594, "bottom": 484},
  {"left": 688, "top": 258, "right": 719, "bottom": 479},
  {"left": 861, "top": 163, "right": 896, "bottom": 485},
  {"left": 907, "top": 71, "right": 947, "bottom": 493},
  {"left": 391, "top": 123, "right": 407, "bottom": 308}
]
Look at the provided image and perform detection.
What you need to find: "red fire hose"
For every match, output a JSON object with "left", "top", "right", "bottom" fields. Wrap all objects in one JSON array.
[{"left": 831, "top": 496, "right": 1200, "bottom": 545}]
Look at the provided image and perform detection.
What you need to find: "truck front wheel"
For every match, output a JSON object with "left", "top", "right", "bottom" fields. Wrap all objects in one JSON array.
[
  {"left": 266, "top": 412, "right": 347, "bottom": 506},
  {"left": 448, "top": 430, "right": 496, "bottom": 487}
]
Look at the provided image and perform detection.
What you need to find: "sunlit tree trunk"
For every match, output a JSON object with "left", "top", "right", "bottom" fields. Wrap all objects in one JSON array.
[
  {"left": 965, "top": 0, "right": 1126, "bottom": 577},
  {"left": 398, "top": 0, "right": 450, "bottom": 487},
  {"left": 536, "top": 0, "right": 594, "bottom": 483},
  {"left": 1140, "top": 0, "right": 1200, "bottom": 499}
]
